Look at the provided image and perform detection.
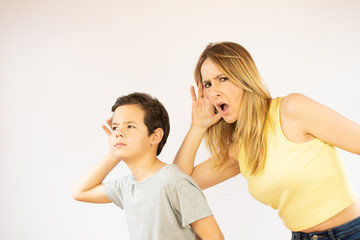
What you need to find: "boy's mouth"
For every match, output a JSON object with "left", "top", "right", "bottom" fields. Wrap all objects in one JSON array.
[{"left": 115, "top": 142, "right": 126, "bottom": 148}]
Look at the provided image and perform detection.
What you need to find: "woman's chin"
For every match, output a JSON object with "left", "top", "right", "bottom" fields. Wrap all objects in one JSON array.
[{"left": 222, "top": 116, "right": 237, "bottom": 124}]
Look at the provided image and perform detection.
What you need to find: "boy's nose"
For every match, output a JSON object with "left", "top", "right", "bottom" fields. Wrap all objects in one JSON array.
[{"left": 115, "top": 129, "right": 125, "bottom": 138}]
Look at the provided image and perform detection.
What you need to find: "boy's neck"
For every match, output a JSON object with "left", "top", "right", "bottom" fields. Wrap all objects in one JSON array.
[{"left": 125, "top": 155, "right": 166, "bottom": 182}]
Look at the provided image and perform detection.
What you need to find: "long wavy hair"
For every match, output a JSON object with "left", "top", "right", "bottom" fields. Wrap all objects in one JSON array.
[{"left": 194, "top": 42, "right": 272, "bottom": 175}]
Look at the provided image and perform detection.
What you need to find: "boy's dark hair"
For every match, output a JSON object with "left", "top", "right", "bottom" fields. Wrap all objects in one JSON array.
[{"left": 111, "top": 92, "right": 170, "bottom": 156}]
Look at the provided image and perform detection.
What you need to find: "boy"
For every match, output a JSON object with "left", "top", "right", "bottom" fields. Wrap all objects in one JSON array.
[{"left": 71, "top": 92, "right": 224, "bottom": 240}]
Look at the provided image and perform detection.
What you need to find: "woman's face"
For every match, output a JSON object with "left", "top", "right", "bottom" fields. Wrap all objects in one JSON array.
[{"left": 200, "top": 58, "right": 244, "bottom": 123}]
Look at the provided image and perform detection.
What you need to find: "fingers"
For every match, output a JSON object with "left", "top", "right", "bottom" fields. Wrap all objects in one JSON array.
[
  {"left": 191, "top": 84, "right": 205, "bottom": 102},
  {"left": 102, "top": 124, "right": 112, "bottom": 136},
  {"left": 190, "top": 86, "right": 197, "bottom": 102},
  {"left": 106, "top": 117, "right": 112, "bottom": 127},
  {"left": 102, "top": 117, "right": 112, "bottom": 136},
  {"left": 197, "top": 82, "right": 204, "bottom": 98},
  {"left": 212, "top": 112, "right": 222, "bottom": 123}
]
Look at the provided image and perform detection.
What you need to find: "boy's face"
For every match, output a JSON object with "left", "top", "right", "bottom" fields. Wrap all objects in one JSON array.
[{"left": 110, "top": 104, "right": 153, "bottom": 161}]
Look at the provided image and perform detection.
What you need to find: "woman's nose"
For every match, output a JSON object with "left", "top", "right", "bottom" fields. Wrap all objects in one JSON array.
[{"left": 210, "top": 83, "right": 221, "bottom": 97}]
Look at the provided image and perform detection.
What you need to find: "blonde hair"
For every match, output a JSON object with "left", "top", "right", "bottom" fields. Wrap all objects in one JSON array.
[{"left": 194, "top": 42, "right": 272, "bottom": 175}]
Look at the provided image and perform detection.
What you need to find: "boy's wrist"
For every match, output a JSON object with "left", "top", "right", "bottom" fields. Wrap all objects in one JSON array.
[{"left": 105, "top": 153, "right": 121, "bottom": 163}]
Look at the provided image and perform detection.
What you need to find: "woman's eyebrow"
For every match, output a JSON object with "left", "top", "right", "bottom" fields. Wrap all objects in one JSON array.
[
  {"left": 203, "top": 74, "right": 226, "bottom": 82},
  {"left": 213, "top": 74, "right": 226, "bottom": 80},
  {"left": 202, "top": 74, "right": 226, "bottom": 82}
]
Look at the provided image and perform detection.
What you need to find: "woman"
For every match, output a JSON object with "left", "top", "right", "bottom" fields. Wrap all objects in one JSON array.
[{"left": 174, "top": 42, "right": 360, "bottom": 239}]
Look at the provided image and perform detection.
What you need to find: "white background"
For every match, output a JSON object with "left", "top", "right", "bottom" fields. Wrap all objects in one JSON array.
[{"left": 1, "top": 0, "right": 360, "bottom": 239}]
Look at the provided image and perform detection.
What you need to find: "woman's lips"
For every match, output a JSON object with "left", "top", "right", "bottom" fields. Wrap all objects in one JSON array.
[{"left": 218, "top": 103, "right": 229, "bottom": 114}]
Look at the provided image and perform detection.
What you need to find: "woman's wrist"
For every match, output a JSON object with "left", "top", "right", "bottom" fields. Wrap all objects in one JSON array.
[{"left": 189, "top": 124, "right": 208, "bottom": 136}]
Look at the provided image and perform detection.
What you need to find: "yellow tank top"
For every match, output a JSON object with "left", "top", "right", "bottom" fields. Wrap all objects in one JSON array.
[{"left": 238, "top": 97, "right": 358, "bottom": 231}]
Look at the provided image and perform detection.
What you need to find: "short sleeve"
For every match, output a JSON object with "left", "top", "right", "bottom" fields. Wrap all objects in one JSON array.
[
  {"left": 171, "top": 177, "right": 213, "bottom": 227},
  {"left": 104, "top": 177, "right": 126, "bottom": 209}
]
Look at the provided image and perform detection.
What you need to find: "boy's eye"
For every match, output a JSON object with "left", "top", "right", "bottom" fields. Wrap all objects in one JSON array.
[
  {"left": 112, "top": 126, "right": 118, "bottom": 131},
  {"left": 203, "top": 81, "right": 211, "bottom": 88},
  {"left": 128, "top": 125, "right": 135, "bottom": 129}
]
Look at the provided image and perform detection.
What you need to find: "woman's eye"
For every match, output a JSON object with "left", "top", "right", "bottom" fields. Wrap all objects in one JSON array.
[
  {"left": 203, "top": 82, "right": 211, "bottom": 88},
  {"left": 112, "top": 126, "right": 118, "bottom": 131},
  {"left": 220, "top": 77, "right": 228, "bottom": 82}
]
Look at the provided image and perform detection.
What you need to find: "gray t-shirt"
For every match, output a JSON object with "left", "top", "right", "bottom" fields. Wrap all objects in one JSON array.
[{"left": 105, "top": 164, "right": 213, "bottom": 240}]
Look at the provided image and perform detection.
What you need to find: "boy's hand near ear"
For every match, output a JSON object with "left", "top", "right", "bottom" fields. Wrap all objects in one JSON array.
[
  {"left": 101, "top": 117, "right": 121, "bottom": 162},
  {"left": 70, "top": 118, "right": 121, "bottom": 203}
]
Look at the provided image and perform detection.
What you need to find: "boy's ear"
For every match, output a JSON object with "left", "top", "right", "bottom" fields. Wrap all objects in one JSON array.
[{"left": 150, "top": 128, "right": 164, "bottom": 146}]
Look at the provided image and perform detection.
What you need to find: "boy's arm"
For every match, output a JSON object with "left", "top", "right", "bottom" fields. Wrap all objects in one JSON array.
[
  {"left": 171, "top": 178, "right": 224, "bottom": 240},
  {"left": 190, "top": 216, "right": 224, "bottom": 240},
  {"left": 71, "top": 118, "right": 120, "bottom": 203},
  {"left": 70, "top": 154, "right": 119, "bottom": 203}
]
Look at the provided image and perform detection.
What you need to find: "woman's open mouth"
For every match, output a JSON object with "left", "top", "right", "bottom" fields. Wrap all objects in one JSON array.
[{"left": 219, "top": 103, "right": 229, "bottom": 114}]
